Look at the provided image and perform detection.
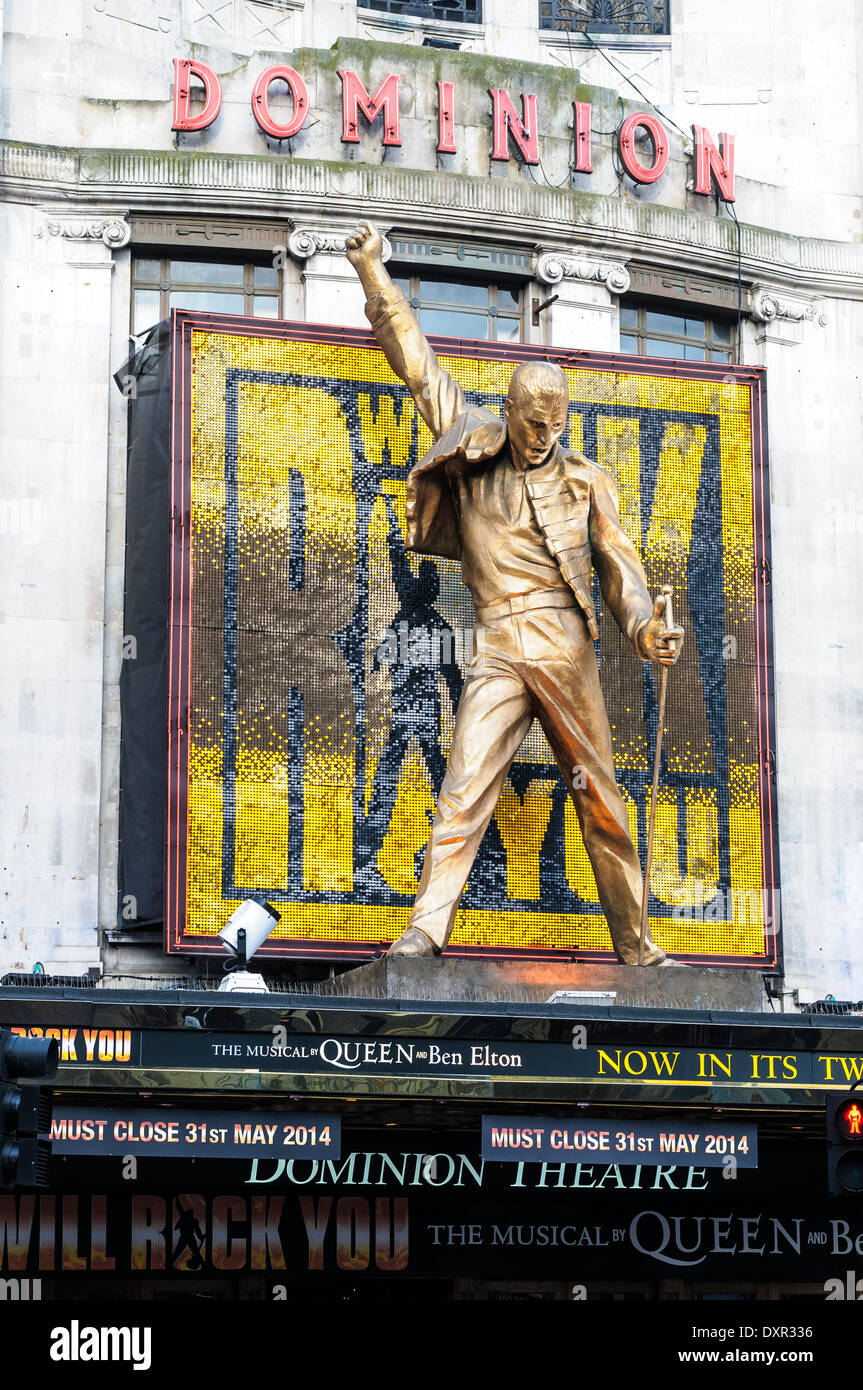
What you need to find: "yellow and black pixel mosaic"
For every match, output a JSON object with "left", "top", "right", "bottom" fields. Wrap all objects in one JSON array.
[{"left": 179, "top": 325, "right": 775, "bottom": 961}]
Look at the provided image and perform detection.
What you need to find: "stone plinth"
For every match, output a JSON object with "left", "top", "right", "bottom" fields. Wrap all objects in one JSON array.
[{"left": 311, "top": 958, "right": 768, "bottom": 1012}]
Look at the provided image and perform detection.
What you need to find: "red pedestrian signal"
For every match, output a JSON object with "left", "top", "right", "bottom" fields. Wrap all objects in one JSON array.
[
  {"left": 837, "top": 1099, "right": 863, "bottom": 1140},
  {"left": 827, "top": 1093, "right": 863, "bottom": 1197}
]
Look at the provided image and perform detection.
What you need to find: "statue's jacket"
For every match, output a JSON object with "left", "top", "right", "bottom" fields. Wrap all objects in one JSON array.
[{"left": 365, "top": 284, "right": 654, "bottom": 654}]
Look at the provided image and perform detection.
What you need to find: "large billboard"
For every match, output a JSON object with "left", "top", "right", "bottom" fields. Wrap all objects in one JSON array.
[{"left": 167, "top": 310, "right": 777, "bottom": 965}]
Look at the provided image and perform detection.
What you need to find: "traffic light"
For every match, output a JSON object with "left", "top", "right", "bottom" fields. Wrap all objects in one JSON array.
[
  {"left": 827, "top": 1092, "right": 863, "bottom": 1197},
  {"left": 0, "top": 1030, "right": 59, "bottom": 1190}
]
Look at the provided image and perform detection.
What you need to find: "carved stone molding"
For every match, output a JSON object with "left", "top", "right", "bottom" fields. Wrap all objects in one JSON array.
[
  {"left": 37, "top": 213, "right": 131, "bottom": 249},
  {"left": 287, "top": 226, "right": 393, "bottom": 263},
  {"left": 749, "top": 284, "right": 827, "bottom": 327},
  {"left": 182, "top": 0, "right": 302, "bottom": 51},
  {"left": 94, "top": 0, "right": 174, "bottom": 35},
  {"left": 536, "top": 249, "right": 631, "bottom": 296},
  {"left": 4, "top": 141, "right": 863, "bottom": 290}
]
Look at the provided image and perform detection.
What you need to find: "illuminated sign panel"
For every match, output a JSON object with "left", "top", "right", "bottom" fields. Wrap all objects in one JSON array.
[
  {"left": 168, "top": 311, "right": 776, "bottom": 965},
  {"left": 481, "top": 1116, "right": 758, "bottom": 1167},
  {"left": 49, "top": 1108, "right": 341, "bottom": 1159},
  {"left": 14, "top": 1029, "right": 863, "bottom": 1095}
]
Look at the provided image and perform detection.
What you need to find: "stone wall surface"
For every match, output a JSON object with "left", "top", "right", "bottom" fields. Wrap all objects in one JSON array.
[{"left": 0, "top": 200, "right": 115, "bottom": 974}]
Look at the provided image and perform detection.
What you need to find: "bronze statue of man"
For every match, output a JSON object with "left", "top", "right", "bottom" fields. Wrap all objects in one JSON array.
[{"left": 346, "top": 222, "right": 683, "bottom": 965}]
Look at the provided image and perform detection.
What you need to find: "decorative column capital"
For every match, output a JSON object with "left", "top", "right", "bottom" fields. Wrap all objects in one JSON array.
[
  {"left": 749, "top": 284, "right": 827, "bottom": 327},
  {"left": 287, "top": 226, "right": 393, "bottom": 263},
  {"left": 535, "top": 248, "right": 630, "bottom": 296},
  {"left": 36, "top": 211, "right": 131, "bottom": 249}
]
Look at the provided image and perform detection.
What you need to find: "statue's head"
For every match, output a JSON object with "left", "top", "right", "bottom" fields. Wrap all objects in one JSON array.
[{"left": 503, "top": 362, "right": 569, "bottom": 468}]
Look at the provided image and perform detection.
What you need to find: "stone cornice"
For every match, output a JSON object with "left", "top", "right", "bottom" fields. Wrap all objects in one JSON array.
[
  {"left": 4, "top": 140, "right": 863, "bottom": 299},
  {"left": 749, "top": 284, "right": 827, "bottom": 327},
  {"left": 36, "top": 210, "right": 131, "bottom": 248},
  {"left": 535, "top": 248, "right": 630, "bottom": 295},
  {"left": 287, "top": 226, "right": 393, "bottom": 262}
]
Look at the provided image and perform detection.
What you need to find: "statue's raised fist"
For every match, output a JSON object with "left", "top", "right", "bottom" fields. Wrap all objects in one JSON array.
[{"left": 345, "top": 221, "right": 383, "bottom": 269}]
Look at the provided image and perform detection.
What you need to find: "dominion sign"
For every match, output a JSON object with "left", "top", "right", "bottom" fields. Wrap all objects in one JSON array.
[{"left": 167, "top": 309, "right": 776, "bottom": 965}]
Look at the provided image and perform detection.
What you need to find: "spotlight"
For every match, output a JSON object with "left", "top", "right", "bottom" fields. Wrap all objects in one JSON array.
[{"left": 217, "top": 896, "right": 281, "bottom": 993}]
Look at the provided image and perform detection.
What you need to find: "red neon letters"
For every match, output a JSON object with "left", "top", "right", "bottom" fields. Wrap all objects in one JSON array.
[
  {"left": 172, "top": 59, "right": 222, "bottom": 132},
  {"left": 489, "top": 89, "right": 539, "bottom": 164},
  {"left": 169, "top": 60, "right": 736, "bottom": 204},
  {"left": 338, "top": 70, "right": 402, "bottom": 146},
  {"left": 572, "top": 100, "right": 593, "bottom": 174},
  {"left": 251, "top": 66, "right": 310, "bottom": 140},
  {"left": 692, "top": 125, "right": 736, "bottom": 201},
  {"left": 437, "top": 80, "right": 456, "bottom": 155},
  {"left": 618, "top": 111, "right": 669, "bottom": 184}
]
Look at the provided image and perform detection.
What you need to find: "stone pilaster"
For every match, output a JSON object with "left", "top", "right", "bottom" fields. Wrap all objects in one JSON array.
[{"left": 534, "top": 246, "right": 631, "bottom": 351}]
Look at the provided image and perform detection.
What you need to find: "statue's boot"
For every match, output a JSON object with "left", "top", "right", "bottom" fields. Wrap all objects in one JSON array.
[{"left": 386, "top": 927, "right": 439, "bottom": 959}]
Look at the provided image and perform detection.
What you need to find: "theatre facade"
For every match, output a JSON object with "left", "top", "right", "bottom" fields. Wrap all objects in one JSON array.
[{"left": 2, "top": 2, "right": 863, "bottom": 1301}]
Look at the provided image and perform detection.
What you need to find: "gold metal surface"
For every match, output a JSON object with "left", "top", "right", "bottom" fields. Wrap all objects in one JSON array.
[
  {"left": 346, "top": 224, "right": 683, "bottom": 966},
  {"left": 639, "top": 586, "right": 674, "bottom": 965}
]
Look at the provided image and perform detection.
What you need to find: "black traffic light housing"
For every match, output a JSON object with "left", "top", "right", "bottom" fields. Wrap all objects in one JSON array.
[
  {"left": 0, "top": 1030, "right": 59, "bottom": 1191},
  {"left": 827, "top": 1091, "right": 863, "bottom": 1197}
]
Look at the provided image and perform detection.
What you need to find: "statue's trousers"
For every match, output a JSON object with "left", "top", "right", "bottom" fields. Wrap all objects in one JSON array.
[{"left": 406, "top": 597, "right": 666, "bottom": 965}]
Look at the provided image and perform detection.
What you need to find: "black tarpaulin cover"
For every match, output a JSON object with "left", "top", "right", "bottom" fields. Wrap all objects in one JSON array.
[{"left": 113, "top": 321, "right": 171, "bottom": 927}]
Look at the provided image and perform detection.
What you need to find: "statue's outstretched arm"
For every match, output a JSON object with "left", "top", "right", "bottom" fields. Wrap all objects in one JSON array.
[{"left": 346, "top": 222, "right": 467, "bottom": 441}]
